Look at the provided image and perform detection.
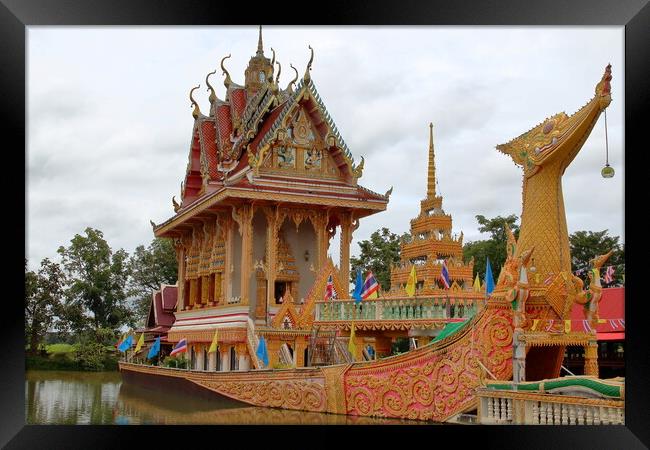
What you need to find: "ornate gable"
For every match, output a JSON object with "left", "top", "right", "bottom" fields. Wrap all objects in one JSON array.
[
  {"left": 297, "top": 258, "right": 348, "bottom": 328},
  {"left": 271, "top": 290, "right": 301, "bottom": 329}
]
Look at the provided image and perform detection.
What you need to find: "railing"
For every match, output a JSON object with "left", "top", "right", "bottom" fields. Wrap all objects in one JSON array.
[
  {"left": 246, "top": 317, "right": 262, "bottom": 369},
  {"left": 477, "top": 389, "right": 625, "bottom": 425},
  {"left": 227, "top": 296, "right": 242, "bottom": 305},
  {"left": 314, "top": 297, "right": 478, "bottom": 322}
]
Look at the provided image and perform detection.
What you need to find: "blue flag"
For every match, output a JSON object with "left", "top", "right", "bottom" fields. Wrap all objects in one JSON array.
[
  {"left": 147, "top": 336, "right": 161, "bottom": 359},
  {"left": 485, "top": 257, "right": 495, "bottom": 296},
  {"left": 256, "top": 336, "right": 269, "bottom": 367},
  {"left": 352, "top": 268, "right": 363, "bottom": 304},
  {"left": 118, "top": 335, "right": 133, "bottom": 353}
]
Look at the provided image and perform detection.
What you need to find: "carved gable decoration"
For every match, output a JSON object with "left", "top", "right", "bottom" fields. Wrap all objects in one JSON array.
[
  {"left": 259, "top": 104, "right": 345, "bottom": 181},
  {"left": 271, "top": 291, "right": 300, "bottom": 329}
]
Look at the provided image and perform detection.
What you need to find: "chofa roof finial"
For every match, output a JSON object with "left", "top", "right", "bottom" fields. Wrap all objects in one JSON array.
[
  {"left": 275, "top": 60, "right": 282, "bottom": 85},
  {"left": 205, "top": 70, "right": 217, "bottom": 104},
  {"left": 189, "top": 84, "right": 201, "bottom": 119},
  {"left": 304, "top": 45, "right": 314, "bottom": 83},
  {"left": 221, "top": 54, "right": 232, "bottom": 89},
  {"left": 288, "top": 63, "right": 299, "bottom": 91}
]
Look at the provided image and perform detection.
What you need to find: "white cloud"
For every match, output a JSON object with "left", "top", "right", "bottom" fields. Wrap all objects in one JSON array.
[{"left": 27, "top": 26, "right": 624, "bottom": 270}]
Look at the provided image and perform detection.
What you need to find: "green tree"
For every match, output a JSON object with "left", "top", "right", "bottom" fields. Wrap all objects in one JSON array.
[
  {"left": 570, "top": 230, "right": 625, "bottom": 286},
  {"left": 57, "top": 228, "right": 133, "bottom": 333},
  {"left": 25, "top": 258, "right": 66, "bottom": 354},
  {"left": 350, "top": 228, "right": 408, "bottom": 292},
  {"left": 463, "top": 214, "right": 520, "bottom": 282},
  {"left": 128, "top": 237, "right": 178, "bottom": 325}
]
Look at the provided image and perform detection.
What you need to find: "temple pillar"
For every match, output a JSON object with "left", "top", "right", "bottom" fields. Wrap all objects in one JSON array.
[
  {"left": 353, "top": 336, "right": 364, "bottom": 361},
  {"left": 263, "top": 207, "right": 279, "bottom": 323},
  {"left": 223, "top": 217, "right": 234, "bottom": 304},
  {"left": 220, "top": 349, "right": 229, "bottom": 372},
  {"left": 233, "top": 204, "right": 254, "bottom": 306},
  {"left": 236, "top": 343, "right": 250, "bottom": 371},
  {"left": 295, "top": 339, "right": 307, "bottom": 367},
  {"left": 339, "top": 212, "right": 353, "bottom": 291},
  {"left": 174, "top": 239, "right": 186, "bottom": 310},
  {"left": 267, "top": 339, "right": 280, "bottom": 368},
  {"left": 584, "top": 340, "right": 599, "bottom": 377},
  {"left": 312, "top": 210, "right": 328, "bottom": 272},
  {"left": 214, "top": 272, "right": 222, "bottom": 305},
  {"left": 188, "top": 279, "right": 197, "bottom": 309}
]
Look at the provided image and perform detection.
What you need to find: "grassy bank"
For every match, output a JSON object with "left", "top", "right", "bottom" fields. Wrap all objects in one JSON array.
[{"left": 26, "top": 343, "right": 119, "bottom": 372}]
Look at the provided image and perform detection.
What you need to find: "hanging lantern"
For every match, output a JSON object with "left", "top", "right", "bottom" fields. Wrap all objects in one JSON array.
[
  {"left": 601, "top": 164, "right": 615, "bottom": 178},
  {"left": 601, "top": 109, "right": 614, "bottom": 178}
]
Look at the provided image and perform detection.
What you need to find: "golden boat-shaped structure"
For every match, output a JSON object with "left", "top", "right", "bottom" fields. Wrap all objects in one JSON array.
[{"left": 121, "top": 28, "right": 622, "bottom": 423}]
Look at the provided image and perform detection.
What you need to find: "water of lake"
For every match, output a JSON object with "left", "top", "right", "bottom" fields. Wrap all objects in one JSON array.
[{"left": 25, "top": 370, "right": 433, "bottom": 425}]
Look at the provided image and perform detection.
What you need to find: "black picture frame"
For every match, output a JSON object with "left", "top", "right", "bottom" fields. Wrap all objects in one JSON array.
[{"left": 2, "top": 0, "right": 647, "bottom": 448}]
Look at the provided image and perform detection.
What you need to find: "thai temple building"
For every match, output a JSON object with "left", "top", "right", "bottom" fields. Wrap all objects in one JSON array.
[
  {"left": 151, "top": 27, "right": 389, "bottom": 370},
  {"left": 124, "top": 28, "right": 623, "bottom": 425},
  {"left": 389, "top": 123, "right": 481, "bottom": 298}
]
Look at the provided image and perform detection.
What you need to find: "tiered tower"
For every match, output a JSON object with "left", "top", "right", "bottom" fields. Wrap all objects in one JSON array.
[{"left": 390, "top": 124, "right": 477, "bottom": 295}]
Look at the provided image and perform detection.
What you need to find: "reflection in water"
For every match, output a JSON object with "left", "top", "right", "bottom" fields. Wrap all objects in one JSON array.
[{"left": 26, "top": 371, "right": 432, "bottom": 425}]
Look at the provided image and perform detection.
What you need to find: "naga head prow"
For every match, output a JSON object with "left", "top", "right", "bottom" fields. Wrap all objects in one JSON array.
[
  {"left": 591, "top": 249, "right": 613, "bottom": 270},
  {"left": 496, "top": 64, "right": 613, "bottom": 176}
]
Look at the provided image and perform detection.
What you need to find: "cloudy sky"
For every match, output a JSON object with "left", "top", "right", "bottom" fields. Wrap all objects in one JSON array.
[{"left": 27, "top": 26, "right": 624, "bottom": 271}]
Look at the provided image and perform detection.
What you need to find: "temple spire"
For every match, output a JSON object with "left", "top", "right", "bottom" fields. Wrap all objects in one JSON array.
[
  {"left": 256, "top": 25, "right": 264, "bottom": 56},
  {"left": 427, "top": 122, "right": 436, "bottom": 198}
]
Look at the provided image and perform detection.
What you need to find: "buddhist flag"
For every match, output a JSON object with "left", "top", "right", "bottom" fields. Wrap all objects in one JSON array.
[
  {"left": 485, "top": 257, "right": 495, "bottom": 296},
  {"left": 208, "top": 328, "right": 219, "bottom": 353},
  {"left": 118, "top": 335, "right": 133, "bottom": 353},
  {"left": 361, "top": 272, "right": 379, "bottom": 299},
  {"left": 134, "top": 333, "right": 145, "bottom": 353},
  {"left": 473, "top": 274, "right": 481, "bottom": 292},
  {"left": 348, "top": 322, "right": 357, "bottom": 359},
  {"left": 405, "top": 265, "right": 417, "bottom": 297},
  {"left": 352, "top": 268, "right": 363, "bottom": 304},
  {"left": 115, "top": 333, "right": 126, "bottom": 349},
  {"left": 147, "top": 337, "right": 161, "bottom": 359},
  {"left": 256, "top": 336, "right": 269, "bottom": 367},
  {"left": 564, "top": 320, "right": 571, "bottom": 333}
]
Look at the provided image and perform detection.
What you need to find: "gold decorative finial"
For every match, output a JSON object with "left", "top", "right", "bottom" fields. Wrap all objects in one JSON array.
[
  {"left": 275, "top": 61, "right": 282, "bottom": 85},
  {"left": 270, "top": 47, "right": 276, "bottom": 67},
  {"left": 427, "top": 122, "right": 436, "bottom": 198},
  {"left": 205, "top": 70, "right": 217, "bottom": 104},
  {"left": 385, "top": 186, "right": 393, "bottom": 199},
  {"left": 189, "top": 84, "right": 201, "bottom": 119},
  {"left": 304, "top": 45, "right": 314, "bottom": 82},
  {"left": 257, "top": 25, "right": 264, "bottom": 56},
  {"left": 221, "top": 54, "right": 232, "bottom": 89},
  {"left": 150, "top": 219, "right": 156, "bottom": 228},
  {"left": 288, "top": 63, "right": 299, "bottom": 91},
  {"left": 172, "top": 196, "right": 180, "bottom": 212}
]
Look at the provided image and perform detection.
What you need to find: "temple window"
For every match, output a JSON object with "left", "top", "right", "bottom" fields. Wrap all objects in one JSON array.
[{"left": 215, "top": 347, "right": 221, "bottom": 371}]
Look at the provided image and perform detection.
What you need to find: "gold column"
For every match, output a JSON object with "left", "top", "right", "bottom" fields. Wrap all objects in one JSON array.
[
  {"left": 339, "top": 212, "right": 358, "bottom": 290},
  {"left": 223, "top": 217, "right": 234, "bottom": 304},
  {"left": 264, "top": 207, "right": 279, "bottom": 322},
  {"left": 267, "top": 339, "right": 280, "bottom": 368},
  {"left": 295, "top": 338, "right": 306, "bottom": 367},
  {"left": 188, "top": 279, "right": 197, "bottom": 309},
  {"left": 313, "top": 210, "right": 328, "bottom": 272},
  {"left": 233, "top": 204, "right": 254, "bottom": 306},
  {"left": 214, "top": 272, "right": 222, "bottom": 305},
  {"left": 174, "top": 238, "right": 186, "bottom": 310},
  {"left": 584, "top": 340, "right": 599, "bottom": 377}
]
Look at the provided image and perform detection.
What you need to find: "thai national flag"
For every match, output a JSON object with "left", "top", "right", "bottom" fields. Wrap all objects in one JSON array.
[
  {"left": 440, "top": 260, "right": 451, "bottom": 289},
  {"left": 604, "top": 266, "right": 615, "bottom": 284},
  {"left": 170, "top": 338, "right": 188, "bottom": 357},
  {"left": 360, "top": 272, "right": 379, "bottom": 299},
  {"left": 324, "top": 274, "right": 334, "bottom": 301}
]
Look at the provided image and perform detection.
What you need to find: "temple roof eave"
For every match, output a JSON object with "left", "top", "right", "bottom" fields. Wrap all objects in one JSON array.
[{"left": 154, "top": 183, "right": 388, "bottom": 238}]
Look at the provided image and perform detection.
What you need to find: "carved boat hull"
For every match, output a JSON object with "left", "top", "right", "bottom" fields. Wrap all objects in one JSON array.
[{"left": 120, "top": 303, "right": 514, "bottom": 422}]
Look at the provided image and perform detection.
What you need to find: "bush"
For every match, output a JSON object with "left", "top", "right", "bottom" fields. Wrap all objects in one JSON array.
[{"left": 163, "top": 356, "right": 187, "bottom": 369}]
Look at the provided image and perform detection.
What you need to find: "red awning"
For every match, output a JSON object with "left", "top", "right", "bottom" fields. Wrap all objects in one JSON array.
[{"left": 597, "top": 332, "right": 625, "bottom": 341}]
